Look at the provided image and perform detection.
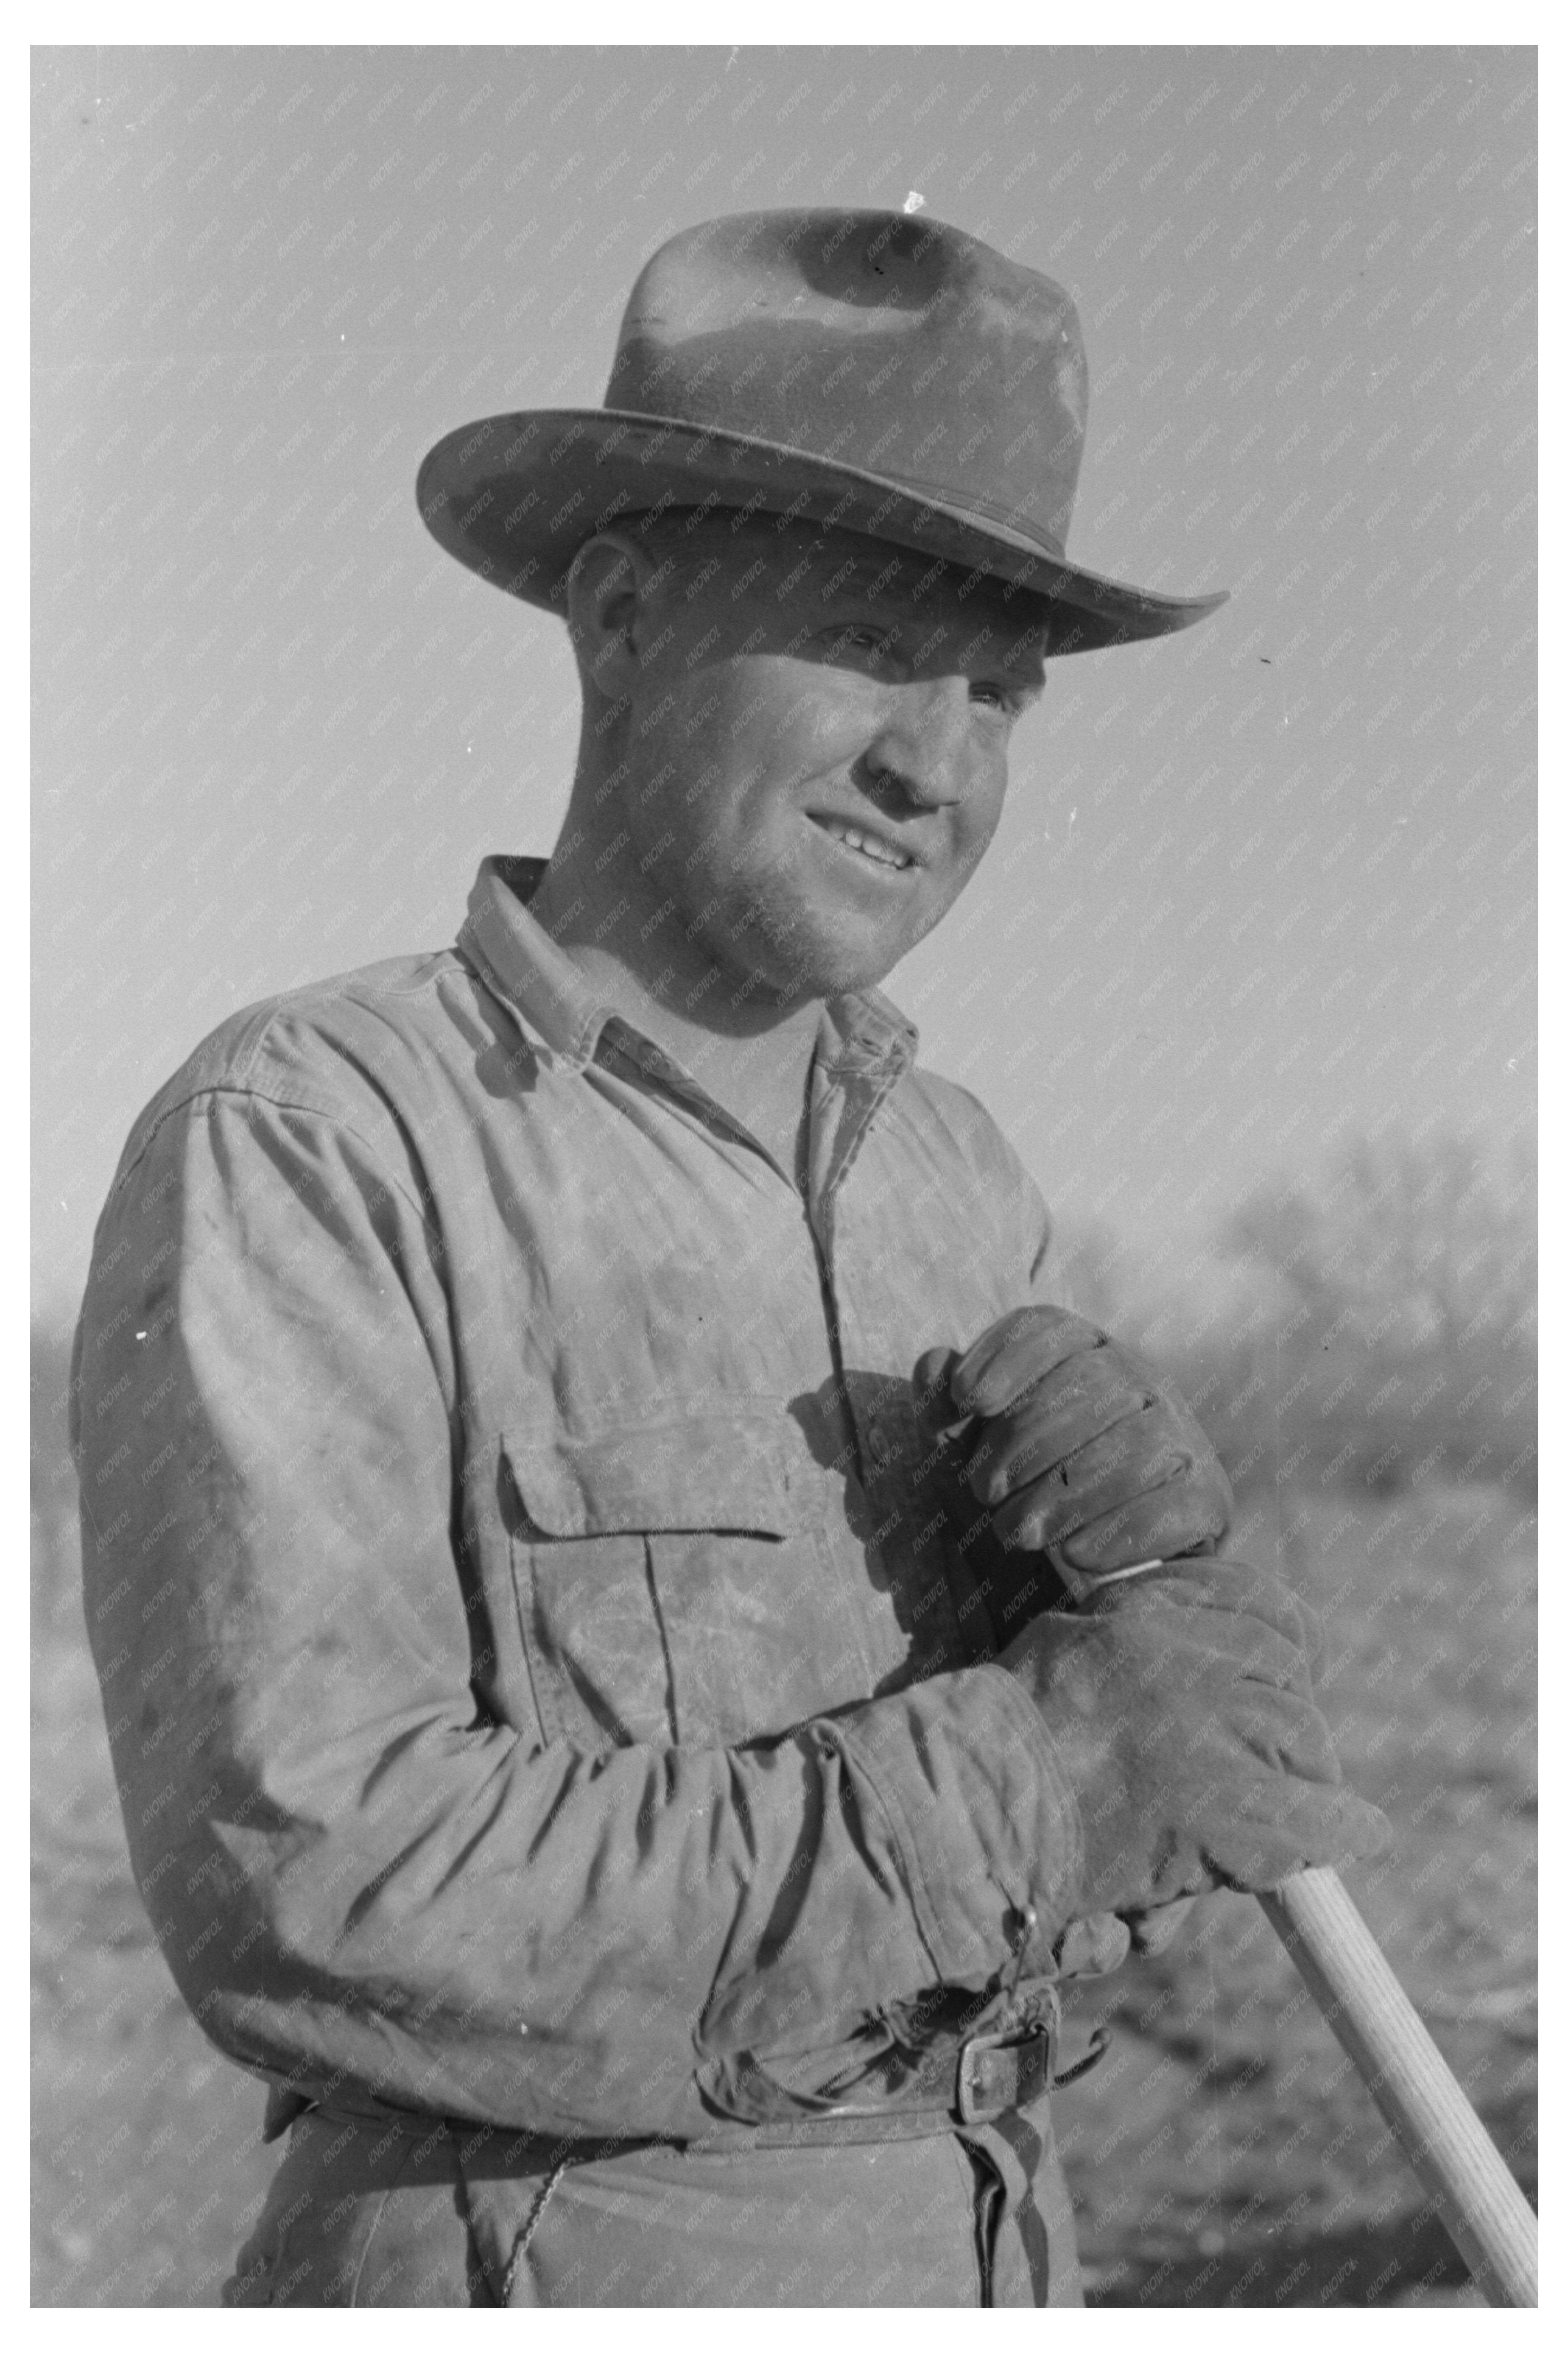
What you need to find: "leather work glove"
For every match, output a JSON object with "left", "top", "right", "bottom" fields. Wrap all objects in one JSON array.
[
  {"left": 914, "top": 1307, "right": 1232, "bottom": 1583},
  {"left": 1002, "top": 1560, "right": 1390, "bottom": 1927}
]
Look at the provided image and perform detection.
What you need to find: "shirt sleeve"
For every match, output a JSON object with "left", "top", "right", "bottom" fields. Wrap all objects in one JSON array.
[{"left": 74, "top": 1083, "right": 1085, "bottom": 2143}]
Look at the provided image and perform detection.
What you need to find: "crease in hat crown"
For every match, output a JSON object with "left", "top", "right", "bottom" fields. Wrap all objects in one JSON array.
[{"left": 417, "top": 208, "right": 1228, "bottom": 656}]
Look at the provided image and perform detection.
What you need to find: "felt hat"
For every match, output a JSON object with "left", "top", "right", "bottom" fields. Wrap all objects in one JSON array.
[{"left": 416, "top": 208, "right": 1227, "bottom": 655}]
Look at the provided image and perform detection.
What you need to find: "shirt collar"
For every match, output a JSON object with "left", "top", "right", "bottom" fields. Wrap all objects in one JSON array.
[
  {"left": 457, "top": 852, "right": 919, "bottom": 1081},
  {"left": 458, "top": 855, "right": 619, "bottom": 1068}
]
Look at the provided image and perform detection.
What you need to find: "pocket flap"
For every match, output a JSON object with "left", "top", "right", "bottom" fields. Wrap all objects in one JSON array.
[{"left": 504, "top": 1417, "right": 800, "bottom": 1539}]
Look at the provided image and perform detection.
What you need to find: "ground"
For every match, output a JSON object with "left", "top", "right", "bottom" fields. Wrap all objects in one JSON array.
[{"left": 32, "top": 1476, "right": 1535, "bottom": 2306}]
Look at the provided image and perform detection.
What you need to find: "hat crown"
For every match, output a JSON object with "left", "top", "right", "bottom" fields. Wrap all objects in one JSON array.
[
  {"left": 416, "top": 207, "right": 1229, "bottom": 653},
  {"left": 603, "top": 210, "right": 1088, "bottom": 556}
]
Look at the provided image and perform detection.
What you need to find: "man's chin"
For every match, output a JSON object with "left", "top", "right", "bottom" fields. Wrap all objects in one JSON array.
[{"left": 747, "top": 920, "right": 907, "bottom": 1007}]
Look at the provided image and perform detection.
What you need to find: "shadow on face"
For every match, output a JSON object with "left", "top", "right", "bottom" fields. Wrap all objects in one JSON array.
[{"left": 621, "top": 509, "right": 1053, "bottom": 703}]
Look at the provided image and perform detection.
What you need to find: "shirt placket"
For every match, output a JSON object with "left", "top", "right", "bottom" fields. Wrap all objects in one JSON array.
[
  {"left": 586, "top": 1021, "right": 913, "bottom": 1710},
  {"left": 801, "top": 1037, "right": 979, "bottom": 1684}
]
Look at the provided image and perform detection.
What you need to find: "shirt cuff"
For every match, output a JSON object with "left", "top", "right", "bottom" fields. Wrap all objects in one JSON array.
[{"left": 824, "top": 1662, "right": 1086, "bottom": 1991}]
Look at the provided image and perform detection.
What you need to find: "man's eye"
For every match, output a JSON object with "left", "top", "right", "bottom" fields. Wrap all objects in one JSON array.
[
  {"left": 826, "top": 626, "right": 887, "bottom": 659},
  {"left": 968, "top": 680, "right": 1014, "bottom": 711}
]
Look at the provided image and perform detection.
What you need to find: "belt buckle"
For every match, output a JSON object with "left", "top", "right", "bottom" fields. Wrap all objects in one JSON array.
[{"left": 955, "top": 2017, "right": 1055, "bottom": 2125}]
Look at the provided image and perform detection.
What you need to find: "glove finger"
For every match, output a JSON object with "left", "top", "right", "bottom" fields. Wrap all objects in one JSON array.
[
  {"left": 968, "top": 1355, "right": 1151, "bottom": 1496},
  {"left": 1214, "top": 1571, "right": 1324, "bottom": 1682},
  {"left": 962, "top": 1366, "right": 1156, "bottom": 1505},
  {"left": 947, "top": 1306, "right": 1108, "bottom": 1417},
  {"left": 1155, "top": 1385, "right": 1234, "bottom": 1527},
  {"left": 1055, "top": 1474, "right": 1230, "bottom": 1573},
  {"left": 1227, "top": 1682, "right": 1345, "bottom": 1773},
  {"left": 1050, "top": 1912, "right": 1133, "bottom": 1981},
  {"left": 1330, "top": 1790, "right": 1393, "bottom": 1868},
  {"left": 1125, "top": 1896, "right": 1200, "bottom": 1958},
  {"left": 987, "top": 1454, "right": 1197, "bottom": 1560},
  {"left": 1053, "top": 1406, "right": 1203, "bottom": 1514},
  {"left": 1220, "top": 1785, "right": 1393, "bottom": 1891},
  {"left": 912, "top": 1346, "right": 963, "bottom": 1433}
]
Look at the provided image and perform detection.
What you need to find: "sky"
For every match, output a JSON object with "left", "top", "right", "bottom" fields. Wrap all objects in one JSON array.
[{"left": 32, "top": 44, "right": 1536, "bottom": 1314}]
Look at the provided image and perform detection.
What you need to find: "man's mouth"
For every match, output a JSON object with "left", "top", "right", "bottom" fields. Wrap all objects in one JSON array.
[{"left": 809, "top": 814, "right": 918, "bottom": 872}]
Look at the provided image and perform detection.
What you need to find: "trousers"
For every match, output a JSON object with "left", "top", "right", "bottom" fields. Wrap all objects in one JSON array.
[{"left": 223, "top": 2100, "right": 1085, "bottom": 2307}]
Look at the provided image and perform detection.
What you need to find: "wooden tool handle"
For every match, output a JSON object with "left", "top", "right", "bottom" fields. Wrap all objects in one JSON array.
[
  {"left": 1259, "top": 1866, "right": 1538, "bottom": 2307},
  {"left": 1053, "top": 1560, "right": 1535, "bottom": 2299}
]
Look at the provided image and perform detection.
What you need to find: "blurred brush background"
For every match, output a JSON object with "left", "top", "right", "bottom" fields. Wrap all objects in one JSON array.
[{"left": 32, "top": 1124, "right": 1536, "bottom": 2305}]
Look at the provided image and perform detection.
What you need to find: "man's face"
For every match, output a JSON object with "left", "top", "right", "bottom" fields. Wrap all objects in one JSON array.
[{"left": 609, "top": 517, "right": 1047, "bottom": 1006}]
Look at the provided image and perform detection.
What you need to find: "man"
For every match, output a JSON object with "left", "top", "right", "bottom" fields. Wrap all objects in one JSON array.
[{"left": 74, "top": 210, "right": 1385, "bottom": 2307}]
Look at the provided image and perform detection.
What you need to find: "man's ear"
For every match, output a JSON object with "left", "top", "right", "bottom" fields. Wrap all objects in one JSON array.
[{"left": 565, "top": 531, "right": 663, "bottom": 706}]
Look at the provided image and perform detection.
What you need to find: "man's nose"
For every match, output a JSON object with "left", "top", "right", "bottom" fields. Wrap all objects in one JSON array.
[{"left": 862, "top": 679, "right": 982, "bottom": 811}]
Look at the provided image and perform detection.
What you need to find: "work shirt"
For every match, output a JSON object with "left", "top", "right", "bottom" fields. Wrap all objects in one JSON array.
[{"left": 73, "top": 854, "right": 1109, "bottom": 2305}]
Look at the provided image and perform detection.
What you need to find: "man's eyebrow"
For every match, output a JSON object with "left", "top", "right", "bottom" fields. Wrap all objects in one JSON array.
[{"left": 801, "top": 572, "right": 1047, "bottom": 674}]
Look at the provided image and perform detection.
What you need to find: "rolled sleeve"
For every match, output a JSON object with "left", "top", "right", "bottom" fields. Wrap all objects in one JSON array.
[{"left": 825, "top": 1667, "right": 1085, "bottom": 1985}]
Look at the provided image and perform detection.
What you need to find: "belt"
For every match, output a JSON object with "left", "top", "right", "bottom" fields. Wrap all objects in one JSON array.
[
  {"left": 270, "top": 1996, "right": 1111, "bottom": 2162},
  {"left": 687, "top": 1989, "right": 1111, "bottom": 2150}
]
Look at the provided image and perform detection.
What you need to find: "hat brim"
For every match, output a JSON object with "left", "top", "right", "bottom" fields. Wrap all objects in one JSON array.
[{"left": 416, "top": 409, "right": 1228, "bottom": 655}]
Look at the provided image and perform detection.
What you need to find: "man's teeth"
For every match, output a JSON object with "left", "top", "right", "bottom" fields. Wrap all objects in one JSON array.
[{"left": 824, "top": 820, "right": 911, "bottom": 869}]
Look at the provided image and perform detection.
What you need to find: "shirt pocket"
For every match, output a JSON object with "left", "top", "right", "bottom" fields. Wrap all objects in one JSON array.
[{"left": 502, "top": 1417, "right": 877, "bottom": 1751}]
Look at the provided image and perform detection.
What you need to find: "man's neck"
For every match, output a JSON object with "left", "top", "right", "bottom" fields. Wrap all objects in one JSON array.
[{"left": 526, "top": 862, "right": 826, "bottom": 1186}]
